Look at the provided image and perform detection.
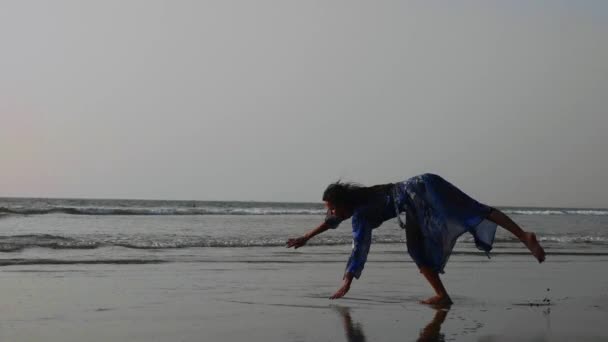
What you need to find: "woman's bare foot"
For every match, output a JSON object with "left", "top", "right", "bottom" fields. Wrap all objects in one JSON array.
[
  {"left": 420, "top": 295, "right": 453, "bottom": 307},
  {"left": 523, "top": 232, "right": 546, "bottom": 263}
]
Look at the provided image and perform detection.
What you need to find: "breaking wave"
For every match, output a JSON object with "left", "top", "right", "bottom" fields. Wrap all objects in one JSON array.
[
  {"left": 0, "top": 258, "right": 166, "bottom": 266},
  {"left": 502, "top": 209, "right": 608, "bottom": 216},
  {"left": 1, "top": 233, "right": 606, "bottom": 253},
  {"left": 0, "top": 206, "right": 326, "bottom": 216}
]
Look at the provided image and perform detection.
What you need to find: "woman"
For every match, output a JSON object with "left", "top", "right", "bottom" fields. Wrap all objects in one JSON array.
[{"left": 286, "top": 173, "right": 545, "bottom": 305}]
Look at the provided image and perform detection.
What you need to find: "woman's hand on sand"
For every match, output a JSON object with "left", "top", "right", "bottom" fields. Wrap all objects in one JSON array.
[
  {"left": 286, "top": 236, "right": 308, "bottom": 249},
  {"left": 330, "top": 273, "right": 354, "bottom": 299}
]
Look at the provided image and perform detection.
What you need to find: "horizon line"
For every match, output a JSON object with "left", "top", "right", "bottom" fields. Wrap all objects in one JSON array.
[{"left": 0, "top": 195, "right": 606, "bottom": 210}]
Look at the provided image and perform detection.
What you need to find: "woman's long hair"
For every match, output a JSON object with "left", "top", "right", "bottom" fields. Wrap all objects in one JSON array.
[{"left": 322, "top": 181, "right": 393, "bottom": 208}]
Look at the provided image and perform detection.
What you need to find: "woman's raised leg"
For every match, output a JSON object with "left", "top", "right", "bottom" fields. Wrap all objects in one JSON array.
[{"left": 487, "top": 208, "right": 546, "bottom": 262}]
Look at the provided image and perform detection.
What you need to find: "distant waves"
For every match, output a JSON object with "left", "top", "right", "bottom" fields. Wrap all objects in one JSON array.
[
  {"left": 0, "top": 206, "right": 326, "bottom": 216},
  {"left": 1, "top": 206, "right": 606, "bottom": 217}
]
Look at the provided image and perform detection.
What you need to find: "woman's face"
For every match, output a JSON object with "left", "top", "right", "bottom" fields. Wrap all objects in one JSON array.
[{"left": 325, "top": 201, "right": 353, "bottom": 219}]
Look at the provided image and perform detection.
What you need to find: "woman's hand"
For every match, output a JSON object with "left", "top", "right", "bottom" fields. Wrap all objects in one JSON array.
[
  {"left": 286, "top": 236, "right": 309, "bottom": 249},
  {"left": 330, "top": 273, "right": 354, "bottom": 299},
  {"left": 286, "top": 223, "right": 331, "bottom": 249}
]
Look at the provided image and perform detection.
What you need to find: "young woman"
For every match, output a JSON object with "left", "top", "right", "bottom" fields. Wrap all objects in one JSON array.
[{"left": 286, "top": 173, "right": 545, "bottom": 305}]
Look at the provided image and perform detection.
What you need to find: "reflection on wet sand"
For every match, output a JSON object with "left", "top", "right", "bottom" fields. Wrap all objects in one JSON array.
[
  {"left": 334, "top": 306, "right": 367, "bottom": 342},
  {"left": 334, "top": 306, "right": 449, "bottom": 342},
  {"left": 417, "top": 308, "right": 448, "bottom": 342}
]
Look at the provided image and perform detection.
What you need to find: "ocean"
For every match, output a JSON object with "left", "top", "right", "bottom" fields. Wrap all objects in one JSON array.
[
  {"left": 2, "top": 197, "right": 607, "bottom": 341},
  {"left": 1, "top": 197, "right": 607, "bottom": 266}
]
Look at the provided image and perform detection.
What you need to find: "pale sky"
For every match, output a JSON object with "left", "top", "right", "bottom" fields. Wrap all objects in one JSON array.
[{"left": 1, "top": 1, "right": 607, "bottom": 207}]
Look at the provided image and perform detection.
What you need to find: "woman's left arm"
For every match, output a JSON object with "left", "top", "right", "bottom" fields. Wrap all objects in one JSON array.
[
  {"left": 330, "top": 272, "right": 354, "bottom": 299},
  {"left": 330, "top": 215, "right": 373, "bottom": 299}
]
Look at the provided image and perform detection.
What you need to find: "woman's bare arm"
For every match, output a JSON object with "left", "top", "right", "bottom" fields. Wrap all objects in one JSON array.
[{"left": 286, "top": 222, "right": 332, "bottom": 249}]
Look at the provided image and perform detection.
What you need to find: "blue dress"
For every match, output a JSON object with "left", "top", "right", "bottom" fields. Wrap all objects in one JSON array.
[{"left": 325, "top": 173, "right": 497, "bottom": 278}]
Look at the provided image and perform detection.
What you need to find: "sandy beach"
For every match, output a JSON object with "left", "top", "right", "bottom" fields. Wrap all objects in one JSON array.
[{"left": 1, "top": 245, "right": 606, "bottom": 341}]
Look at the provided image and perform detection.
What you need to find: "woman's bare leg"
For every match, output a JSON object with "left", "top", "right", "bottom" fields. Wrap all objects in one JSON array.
[
  {"left": 419, "top": 266, "right": 453, "bottom": 306},
  {"left": 487, "top": 208, "right": 546, "bottom": 262}
]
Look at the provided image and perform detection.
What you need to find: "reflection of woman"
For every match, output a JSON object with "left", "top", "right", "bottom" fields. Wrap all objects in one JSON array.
[
  {"left": 334, "top": 307, "right": 367, "bottom": 342},
  {"left": 334, "top": 306, "right": 449, "bottom": 342},
  {"left": 417, "top": 309, "right": 448, "bottom": 342},
  {"left": 287, "top": 173, "right": 545, "bottom": 305}
]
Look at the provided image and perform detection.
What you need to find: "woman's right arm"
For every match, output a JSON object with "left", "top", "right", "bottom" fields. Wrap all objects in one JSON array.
[
  {"left": 286, "top": 212, "right": 344, "bottom": 249},
  {"left": 286, "top": 222, "right": 331, "bottom": 249}
]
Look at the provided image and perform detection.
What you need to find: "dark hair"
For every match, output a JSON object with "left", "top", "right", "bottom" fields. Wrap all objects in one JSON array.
[{"left": 322, "top": 181, "right": 393, "bottom": 208}]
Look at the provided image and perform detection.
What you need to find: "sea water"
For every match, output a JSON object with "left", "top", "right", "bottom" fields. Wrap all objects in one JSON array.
[{"left": 1, "top": 198, "right": 607, "bottom": 267}]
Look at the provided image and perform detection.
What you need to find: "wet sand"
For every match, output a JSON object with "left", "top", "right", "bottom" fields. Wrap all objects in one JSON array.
[{"left": 0, "top": 248, "right": 606, "bottom": 341}]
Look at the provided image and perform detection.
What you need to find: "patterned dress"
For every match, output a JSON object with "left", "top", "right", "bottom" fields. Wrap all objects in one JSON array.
[{"left": 325, "top": 173, "right": 497, "bottom": 278}]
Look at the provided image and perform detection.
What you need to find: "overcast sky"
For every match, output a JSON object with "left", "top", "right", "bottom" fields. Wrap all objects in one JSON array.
[{"left": 1, "top": 1, "right": 606, "bottom": 207}]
